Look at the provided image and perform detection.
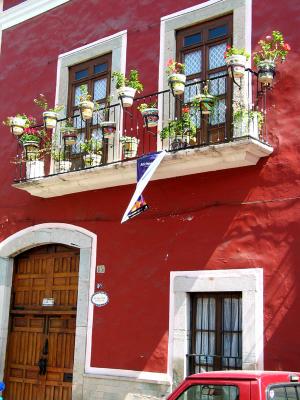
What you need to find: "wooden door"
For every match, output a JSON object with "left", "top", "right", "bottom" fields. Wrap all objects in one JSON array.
[{"left": 4, "top": 245, "right": 79, "bottom": 400}]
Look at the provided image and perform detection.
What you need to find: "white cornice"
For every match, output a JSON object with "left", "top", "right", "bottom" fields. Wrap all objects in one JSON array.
[{"left": 0, "top": 0, "right": 71, "bottom": 30}]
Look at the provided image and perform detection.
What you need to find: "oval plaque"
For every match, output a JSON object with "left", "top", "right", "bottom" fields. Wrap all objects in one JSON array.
[{"left": 91, "top": 291, "right": 109, "bottom": 307}]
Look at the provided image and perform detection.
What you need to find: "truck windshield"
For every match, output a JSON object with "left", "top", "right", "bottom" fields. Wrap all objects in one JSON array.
[{"left": 176, "top": 385, "right": 239, "bottom": 400}]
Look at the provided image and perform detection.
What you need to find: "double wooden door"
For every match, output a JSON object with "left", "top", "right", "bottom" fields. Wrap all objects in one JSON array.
[{"left": 4, "top": 245, "right": 79, "bottom": 400}]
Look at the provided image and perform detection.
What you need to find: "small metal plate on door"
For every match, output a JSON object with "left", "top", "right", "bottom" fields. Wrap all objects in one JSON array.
[{"left": 63, "top": 373, "right": 73, "bottom": 382}]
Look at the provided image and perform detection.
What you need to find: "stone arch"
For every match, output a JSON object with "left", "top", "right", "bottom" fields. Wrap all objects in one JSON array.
[{"left": 0, "top": 223, "right": 97, "bottom": 399}]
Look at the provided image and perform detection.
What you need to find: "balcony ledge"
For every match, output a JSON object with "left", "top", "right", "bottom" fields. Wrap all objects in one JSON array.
[{"left": 12, "top": 138, "right": 273, "bottom": 198}]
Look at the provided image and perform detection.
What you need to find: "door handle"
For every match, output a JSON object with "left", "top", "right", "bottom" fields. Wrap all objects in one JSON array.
[{"left": 38, "top": 357, "right": 47, "bottom": 375}]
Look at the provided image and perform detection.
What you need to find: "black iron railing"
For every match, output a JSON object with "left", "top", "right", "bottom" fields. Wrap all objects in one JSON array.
[
  {"left": 13, "top": 70, "right": 272, "bottom": 182},
  {"left": 187, "top": 353, "right": 243, "bottom": 373}
]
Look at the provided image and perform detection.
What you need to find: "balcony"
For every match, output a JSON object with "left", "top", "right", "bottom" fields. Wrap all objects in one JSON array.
[{"left": 12, "top": 71, "right": 273, "bottom": 198}]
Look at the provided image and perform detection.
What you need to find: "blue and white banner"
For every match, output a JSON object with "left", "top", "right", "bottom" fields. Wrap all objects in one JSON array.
[{"left": 121, "top": 151, "right": 166, "bottom": 223}]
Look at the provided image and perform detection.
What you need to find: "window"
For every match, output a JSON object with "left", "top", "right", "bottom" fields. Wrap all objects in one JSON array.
[
  {"left": 67, "top": 53, "right": 112, "bottom": 149},
  {"left": 176, "top": 384, "right": 239, "bottom": 400},
  {"left": 176, "top": 14, "right": 232, "bottom": 144},
  {"left": 188, "top": 292, "right": 242, "bottom": 373},
  {"left": 268, "top": 385, "right": 300, "bottom": 400}
]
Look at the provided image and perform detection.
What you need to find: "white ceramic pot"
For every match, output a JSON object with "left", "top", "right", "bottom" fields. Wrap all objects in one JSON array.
[
  {"left": 26, "top": 160, "right": 44, "bottom": 179},
  {"left": 84, "top": 153, "right": 102, "bottom": 167},
  {"left": 117, "top": 87, "right": 136, "bottom": 107},
  {"left": 100, "top": 121, "right": 117, "bottom": 138},
  {"left": 226, "top": 54, "right": 247, "bottom": 78},
  {"left": 120, "top": 137, "right": 139, "bottom": 158},
  {"left": 43, "top": 111, "right": 58, "bottom": 129},
  {"left": 257, "top": 60, "right": 276, "bottom": 84},
  {"left": 168, "top": 73, "right": 186, "bottom": 95},
  {"left": 141, "top": 108, "right": 159, "bottom": 127},
  {"left": 11, "top": 117, "right": 26, "bottom": 136},
  {"left": 79, "top": 100, "right": 95, "bottom": 120}
]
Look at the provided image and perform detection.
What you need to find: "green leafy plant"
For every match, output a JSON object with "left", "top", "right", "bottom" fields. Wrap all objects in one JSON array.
[
  {"left": 80, "top": 138, "right": 102, "bottom": 155},
  {"left": 34, "top": 94, "right": 64, "bottom": 113},
  {"left": 77, "top": 85, "right": 92, "bottom": 102},
  {"left": 112, "top": 70, "right": 144, "bottom": 93},
  {"left": 160, "top": 106, "right": 196, "bottom": 139},
  {"left": 253, "top": 31, "right": 291, "bottom": 65},
  {"left": 233, "top": 101, "right": 264, "bottom": 131},
  {"left": 137, "top": 102, "right": 157, "bottom": 112},
  {"left": 166, "top": 59, "right": 185, "bottom": 75},
  {"left": 224, "top": 45, "right": 250, "bottom": 60},
  {"left": 52, "top": 149, "right": 69, "bottom": 162},
  {"left": 3, "top": 114, "right": 36, "bottom": 128}
]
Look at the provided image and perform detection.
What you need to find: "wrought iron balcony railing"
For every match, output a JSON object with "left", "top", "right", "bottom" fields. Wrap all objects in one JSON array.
[{"left": 13, "top": 70, "right": 272, "bottom": 182}]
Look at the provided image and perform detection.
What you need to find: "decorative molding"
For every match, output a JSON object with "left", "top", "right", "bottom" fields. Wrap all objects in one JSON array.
[
  {"left": 168, "top": 268, "right": 264, "bottom": 388},
  {"left": 0, "top": 0, "right": 71, "bottom": 30}
]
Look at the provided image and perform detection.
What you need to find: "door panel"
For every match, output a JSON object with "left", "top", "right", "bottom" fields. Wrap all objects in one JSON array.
[{"left": 4, "top": 245, "right": 79, "bottom": 400}]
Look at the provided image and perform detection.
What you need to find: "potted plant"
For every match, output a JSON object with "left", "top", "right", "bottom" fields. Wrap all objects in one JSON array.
[
  {"left": 137, "top": 102, "right": 159, "bottom": 127},
  {"left": 20, "top": 128, "right": 45, "bottom": 179},
  {"left": 98, "top": 97, "right": 117, "bottom": 138},
  {"left": 52, "top": 149, "right": 72, "bottom": 173},
  {"left": 224, "top": 45, "right": 250, "bottom": 78},
  {"left": 3, "top": 114, "right": 36, "bottom": 136},
  {"left": 77, "top": 85, "right": 97, "bottom": 121},
  {"left": 192, "top": 85, "right": 216, "bottom": 115},
  {"left": 253, "top": 31, "right": 291, "bottom": 84},
  {"left": 34, "top": 94, "right": 64, "bottom": 130},
  {"left": 166, "top": 59, "right": 186, "bottom": 95},
  {"left": 60, "top": 119, "right": 78, "bottom": 146},
  {"left": 120, "top": 136, "right": 139, "bottom": 158},
  {"left": 80, "top": 138, "right": 102, "bottom": 167},
  {"left": 160, "top": 106, "right": 196, "bottom": 148},
  {"left": 112, "top": 70, "right": 144, "bottom": 107},
  {"left": 233, "top": 103, "right": 264, "bottom": 139}
]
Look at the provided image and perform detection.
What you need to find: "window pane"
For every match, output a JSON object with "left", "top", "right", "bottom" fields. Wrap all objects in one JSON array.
[
  {"left": 196, "top": 331, "right": 215, "bottom": 357},
  {"left": 209, "top": 72, "right": 227, "bottom": 96},
  {"left": 209, "top": 43, "right": 227, "bottom": 70},
  {"left": 177, "top": 385, "right": 239, "bottom": 400},
  {"left": 208, "top": 25, "right": 228, "bottom": 40},
  {"left": 210, "top": 99, "right": 226, "bottom": 125},
  {"left": 184, "top": 50, "right": 202, "bottom": 76},
  {"left": 94, "top": 63, "right": 108, "bottom": 74},
  {"left": 223, "top": 298, "right": 241, "bottom": 331},
  {"left": 196, "top": 297, "right": 215, "bottom": 330},
  {"left": 94, "top": 78, "right": 107, "bottom": 101},
  {"left": 74, "top": 84, "right": 87, "bottom": 106},
  {"left": 75, "top": 69, "right": 88, "bottom": 80},
  {"left": 184, "top": 33, "right": 202, "bottom": 47},
  {"left": 184, "top": 80, "right": 198, "bottom": 103}
]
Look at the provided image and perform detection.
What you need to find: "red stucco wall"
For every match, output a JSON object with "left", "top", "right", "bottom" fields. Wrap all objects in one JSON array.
[{"left": 0, "top": 0, "right": 300, "bottom": 372}]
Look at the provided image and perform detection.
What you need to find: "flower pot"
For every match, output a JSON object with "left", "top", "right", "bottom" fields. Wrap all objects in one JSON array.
[
  {"left": 117, "top": 87, "right": 136, "bottom": 107},
  {"left": 100, "top": 121, "right": 117, "bottom": 138},
  {"left": 62, "top": 128, "right": 78, "bottom": 146},
  {"left": 257, "top": 60, "right": 276, "bottom": 84},
  {"left": 79, "top": 100, "right": 95, "bottom": 120},
  {"left": 10, "top": 117, "right": 26, "bottom": 136},
  {"left": 26, "top": 160, "right": 44, "bottom": 179},
  {"left": 193, "top": 93, "right": 215, "bottom": 115},
  {"left": 43, "top": 111, "right": 58, "bottom": 129},
  {"left": 120, "top": 137, "right": 139, "bottom": 158},
  {"left": 226, "top": 54, "right": 247, "bottom": 78},
  {"left": 54, "top": 160, "right": 72, "bottom": 173},
  {"left": 83, "top": 153, "right": 102, "bottom": 167},
  {"left": 141, "top": 108, "right": 159, "bottom": 127},
  {"left": 168, "top": 73, "right": 186, "bottom": 95}
]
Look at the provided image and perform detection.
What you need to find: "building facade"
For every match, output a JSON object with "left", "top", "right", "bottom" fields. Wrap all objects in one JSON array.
[{"left": 0, "top": 0, "right": 299, "bottom": 399}]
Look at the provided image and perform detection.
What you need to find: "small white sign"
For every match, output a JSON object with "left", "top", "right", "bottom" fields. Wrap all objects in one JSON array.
[
  {"left": 42, "top": 298, "right": 55, "bottom": 306},
  {"left": 91, "top": 291, "right": 109, "bottom": 307}
]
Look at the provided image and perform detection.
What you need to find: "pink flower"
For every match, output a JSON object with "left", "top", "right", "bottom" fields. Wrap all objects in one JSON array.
[
  {"left": 265, "top": 35, "right": 272, "bottom": 41},
  {"left": 167, "top": 59, "right": 174, "bottom": 66},
  {"left": 283, "top": 43, "right": 291, "bottom": 51},
  {"left": 226, "top": 44, "right": 231, "bottom": 49}
]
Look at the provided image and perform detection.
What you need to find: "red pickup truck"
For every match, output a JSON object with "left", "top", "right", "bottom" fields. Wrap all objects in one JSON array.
[{"left": 168, "top": 371, "right": 300, "bottom": 400}]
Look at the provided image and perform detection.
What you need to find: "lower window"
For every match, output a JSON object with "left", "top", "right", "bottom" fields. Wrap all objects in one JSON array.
[{"left": 188, "top": 292, "right": 242, "bottom": 373}]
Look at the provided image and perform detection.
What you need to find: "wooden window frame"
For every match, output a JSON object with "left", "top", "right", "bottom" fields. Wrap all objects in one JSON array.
[
  {"left": 176, "top": 14, "right": 233, "bottom": 144},
  {"left": 189, "top": 291, "right": 242, "bottom": 373}
]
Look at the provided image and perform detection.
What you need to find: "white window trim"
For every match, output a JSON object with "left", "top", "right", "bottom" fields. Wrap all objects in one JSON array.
[
  {"left": 168, "top": 268, "right": 264, "bottom": 388},
  {"left": 0, "top": 0, "right": 71, "bottom": 30},
  {"left": 158, "top": 0, "right": 252, "bottom": 93}
]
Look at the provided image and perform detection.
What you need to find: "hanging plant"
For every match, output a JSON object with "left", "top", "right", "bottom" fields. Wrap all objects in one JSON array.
[
  {"left": 224, "top": 46, "right": 250, "bottom": 79},
  {"left": 112, "top": 70, "right": 144, "bottom": 107},
  {"left": 34, "top": 94, "right": 64, "bottom": 129},
  {"left": 166, "top": 59, "right": 186, "bottom": 95}
]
